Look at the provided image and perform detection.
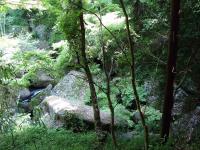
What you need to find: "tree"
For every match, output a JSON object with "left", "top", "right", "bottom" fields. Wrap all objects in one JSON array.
[
  {"left": 79, "top": 0, "right": 102, "bottom": 140},
  {"left": 161, "top": 0, "right": 181, "bottom": 142},
  {"left": 99, "top": 6, "right": 117, "bottom": 146},
  {"left": 119, "top": 0, "right": 149, "bottom": 149}
]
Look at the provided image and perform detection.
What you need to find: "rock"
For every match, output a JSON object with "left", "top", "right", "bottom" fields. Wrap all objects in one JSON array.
[
  {"left": 143, "top": 80, "right": 159, "bottom": 106},
  {"left": 19, "top": 88, "right": 31, "bottom": 100},
  {"left": 118, "top": 131, "right": 136, "bottom": 140},
  {"left": 36, "top": 40, "right": 50, "bottom": 50},
  {"left": 174, "top": 87, "right": 188, "bottom": 102},
  {"left": 18, "top": 100, "right": 31, "bottom": 113},
  {"left": 38, "top": 71, "right": 127, "bottom": 130},
  {"left": 172, "top": 106, "right": 200, "bottom": 142},
  {"left": 30, "top": 84, "right": 53, "bottom": 107},
  {"left": 150, "top": 34, "right": 168, "bottom": 51},
  {"left": 51, "top": 71, "right": 88, "bottom": 103},
  {"left": 31, "top": 70, "right": 54, "bottom": 88},
  {"left": 132, "top": 111, "right": 141, "bottom": 123},
  {"left": 34, "top": 25, "right": 48, "bottom": 40},
  {"left": 18, "top": 84, "right": 53, "bottom": 114},
  {"left": 40, "top": 96, "right": 127, "bottom": 129}
]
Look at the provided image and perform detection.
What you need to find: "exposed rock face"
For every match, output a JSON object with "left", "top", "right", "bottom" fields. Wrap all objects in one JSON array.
[
  {"left": 40, "top": 96, "right": 127, "bottom": 129},
  {"left": 172, "top": 106, "right": 200, "bottom": 142},
  {"left": 51, "top": 71, "right": 88, "bottom": 104}
]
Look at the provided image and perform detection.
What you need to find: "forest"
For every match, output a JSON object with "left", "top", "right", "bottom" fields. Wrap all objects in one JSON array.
[{"left": 0, "top": 0, "right": 200, "bottom": 149}]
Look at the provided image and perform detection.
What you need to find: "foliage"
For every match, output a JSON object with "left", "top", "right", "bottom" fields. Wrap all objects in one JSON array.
[
  {"left": 0, "top": 0, "right": 200, "bottom": 148},
  {"left": 0, "top": 62, "right": 14, "bottom": 85},
  {"left": 0, "top": 127, "right": 97, "bottom": 150},
  {"left": 12, "top": 50, "right": 55, "bottom": 87},
  {"left": 1, "top": 127, "right": 200, "bottom": 150},
  {"left": 62, "top": 112, "right": 90, "bottom": 132},
  {"left": 115, "top": 77, "right": 147, "bottom": 105},
  {"left": 0, "top": 51, "right": 17, "bottom": 134},
  {"left": 0, "top": 84, "right": 17, "bottom": 133},
  {"left": 53, "top": 40, "right": 75, "bottom": 77}
]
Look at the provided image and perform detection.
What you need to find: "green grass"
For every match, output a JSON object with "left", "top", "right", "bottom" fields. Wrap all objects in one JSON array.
[
  {"left": 0, "top": 127, "right": 96, "bottom": 150},
  {"left": 0, "top": 127, "right": 200, "bottom": 150}
]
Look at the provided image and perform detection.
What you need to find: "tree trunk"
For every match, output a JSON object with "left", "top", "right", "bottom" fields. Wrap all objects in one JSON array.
[
  {"left": 161, "top": 0, "right": 180, "bottom": 142},
  {"left": 99, "top": 9, "right": 117, "bottom": 146},
  {"left": 79, "top": 7, "right": 102, "bottom": 135},
  {"left": 119, "top": 0, "right": 149, "bottom": 150}
]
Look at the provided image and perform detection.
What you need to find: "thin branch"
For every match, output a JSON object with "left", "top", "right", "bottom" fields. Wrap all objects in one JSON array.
[{"left": 70, "top": 1, "right": 131, "bottom": 66}]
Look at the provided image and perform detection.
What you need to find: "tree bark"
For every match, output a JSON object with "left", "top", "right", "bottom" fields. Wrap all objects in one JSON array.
[
  {"left": 79, "top": 7, "right": 102, "bottom": 135},
  {"left": 119, "top": 0, "right": 149, "bottom": 150},
  {"left": 161, "top": 0, "right": 180, "bottom": 142}
]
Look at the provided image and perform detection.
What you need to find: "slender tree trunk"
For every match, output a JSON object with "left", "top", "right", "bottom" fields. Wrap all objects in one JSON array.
[
  {"left": 99, "top": 10, "right": 117, "bottom": 146},
  {"left": 119, "top": 0, "right": 149, "bottom": 150},
  {"left": 161, "top": 0, "right": 180, "bottom": 141},
  {"left": 79, "top": 7, "right": 102, "bottom": 136}
]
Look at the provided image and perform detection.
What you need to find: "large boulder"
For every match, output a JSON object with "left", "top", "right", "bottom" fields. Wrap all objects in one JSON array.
[
  {"left": 38, "top": 71, "right": 127, "bottom": 130},
  {"left": 51, "top": 71, "right": 88, "bottom": 104},
  {"left": 40, "top": 96, "right": 127, "bottom": 129}
]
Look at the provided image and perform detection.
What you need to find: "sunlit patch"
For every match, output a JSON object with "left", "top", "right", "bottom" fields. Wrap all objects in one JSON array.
[
  {"left": 101, "top": 12, "right": 125, "bottom": 26},
  {"left": 4, "top": 0, "right": 44, "bottom": 10},
  {"left": 45, "top": 96, "right": 78, "bottom": 114},
  {"left": 85, "top": 11, "right": 125, "bottom": 30}
]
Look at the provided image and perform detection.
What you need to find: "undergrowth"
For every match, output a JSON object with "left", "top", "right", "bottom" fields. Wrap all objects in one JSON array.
[{"left": 0, "top": 127, "right": 199, "bottom": 150}]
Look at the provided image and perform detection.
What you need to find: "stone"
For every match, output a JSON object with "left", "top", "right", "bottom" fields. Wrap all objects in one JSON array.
[
  {"left": 118, "top": 131, "right": 136, "bottom": 140},
  {"left": 30, "top": 84, "right": 53, "bottom": 107},
  {"left": 132, "top": 111, "right": 141, "bottom": 123},
  {"left": 51, "top": 71, "right": 88, "bottom": 104},
  {"left": 18, "top": 84, "right": 53, "bottom": 114},
  {"left": 19, "top": 88, "right": 31, "bottom": 100},
  {"left": 172, "top": 106, "right": 200, "bottom": 142},
  {"left": 36, "top": 40, "right": 50, "bottom": 50},
  {"left": 34, "top": 25, "right": 48, "bottom": 40},
  {"left": 143, "top": 80, "right": 159, "bottom": 105},
  {"left": 30, "top": 70, "right": 54, "bottom": 88},
  {"left": 40, "top": 96, "right": 127, "bottom": 129}
]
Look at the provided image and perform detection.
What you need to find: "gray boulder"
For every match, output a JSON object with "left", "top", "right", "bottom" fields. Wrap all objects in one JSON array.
[
  {"left": 19, "top": 88, "right": 31, "bottom": 100},
  {"left": 51, "top": 71, "right": 88, "bottom": 104},
  {"left": 40, "top": 96, "right": 127, "bottom": 129},
  {"left": 38, "top": 71, "right": 127, "bottom": 129}
]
